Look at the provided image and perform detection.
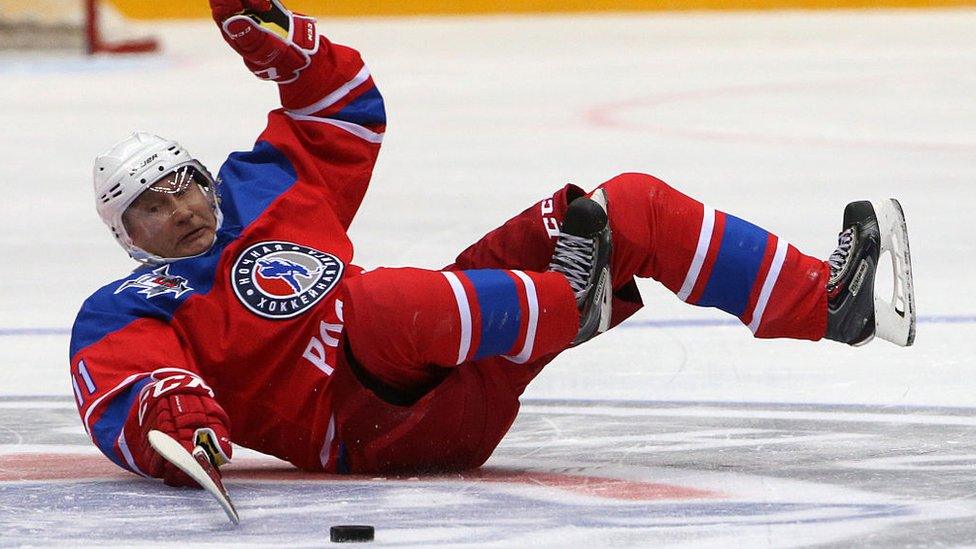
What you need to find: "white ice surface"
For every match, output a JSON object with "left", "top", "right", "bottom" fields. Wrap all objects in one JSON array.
[{"left": 2, "top": 10, "right": 973, "bottom": 406}]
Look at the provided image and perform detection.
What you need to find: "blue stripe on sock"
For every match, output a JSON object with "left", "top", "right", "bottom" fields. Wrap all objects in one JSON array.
[
  {"left": 697, "top": 214, "right": 770, "bottom": 317},
  {"left": 464, "top": 270, "right": 521, "bottom": 360}
]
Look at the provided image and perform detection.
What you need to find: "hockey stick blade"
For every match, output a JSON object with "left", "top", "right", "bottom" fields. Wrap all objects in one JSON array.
[{"left": 147, "top": 430, "right": 240, "bottom": 525}]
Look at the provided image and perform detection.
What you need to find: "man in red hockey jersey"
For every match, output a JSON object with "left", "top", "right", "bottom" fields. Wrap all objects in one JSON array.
[{"left": 71, "top": 0, "right": 915, "bottom": 487}]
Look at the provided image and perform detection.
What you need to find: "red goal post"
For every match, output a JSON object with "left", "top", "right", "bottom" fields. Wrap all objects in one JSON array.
[{"left": 0, "top": 0, "right": 158, "bottom": 54}]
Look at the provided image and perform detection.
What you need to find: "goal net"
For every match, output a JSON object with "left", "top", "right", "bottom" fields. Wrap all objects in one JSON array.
[{"left": 0, "top": 0, "right": 158, "bottom": 54}]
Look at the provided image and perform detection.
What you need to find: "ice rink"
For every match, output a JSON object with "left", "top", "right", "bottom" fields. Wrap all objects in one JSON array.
[{"left": 2, "top": 9, "right": 975, "bottom": 546}]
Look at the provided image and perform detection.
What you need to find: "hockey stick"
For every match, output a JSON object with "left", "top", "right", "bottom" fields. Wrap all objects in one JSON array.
[{"left": 147, "top": 430, "right": 240, "bottom": 525}]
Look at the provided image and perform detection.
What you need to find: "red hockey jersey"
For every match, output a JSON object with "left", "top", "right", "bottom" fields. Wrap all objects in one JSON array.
[{"left": 69, "top": 37, "right": 384, "bottom": 474}]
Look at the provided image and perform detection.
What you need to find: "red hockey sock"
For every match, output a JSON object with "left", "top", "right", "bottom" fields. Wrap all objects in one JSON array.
[
  {"left": 342, "top": 268, "right": 579, "bottom": 392},
  {"left": 599, "top": 173, "right": 828, "bottom": 340}
]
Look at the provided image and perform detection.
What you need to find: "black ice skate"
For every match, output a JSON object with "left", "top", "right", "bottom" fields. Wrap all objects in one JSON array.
[
  {"left": 549, "top": 190, "right": 612, "bottom": 346},
  {"left": 826, "top": 199, "right": 916, "bottom": 346}
]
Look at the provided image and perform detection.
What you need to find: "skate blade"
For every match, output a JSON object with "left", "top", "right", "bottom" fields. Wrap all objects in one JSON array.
[
  {"left": 872, "top": 198, "right": 916, "bottom": 346},
  {"left": 597, "top": 267, "right": 612, "bottom": 335},
  {"left": 589, "top": 187, "right": 612, "bottom": 338}
]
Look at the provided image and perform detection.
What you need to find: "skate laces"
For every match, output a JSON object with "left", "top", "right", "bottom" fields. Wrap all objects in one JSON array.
[
  {"left": 828, "top": 228, "right": 855, "bottom": 282},
  {"left": 549, "top": 234, "right": 594, "bottom": 296}
]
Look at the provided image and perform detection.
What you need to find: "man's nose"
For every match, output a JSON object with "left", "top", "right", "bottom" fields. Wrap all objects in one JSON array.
[{"left": 171, "top": 201, "right": 195, "bottom": 223}]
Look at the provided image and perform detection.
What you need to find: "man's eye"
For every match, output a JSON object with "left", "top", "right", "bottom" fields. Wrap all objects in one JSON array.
[{"left": 148, "top": 206, "right": 159, "bottom": 214}]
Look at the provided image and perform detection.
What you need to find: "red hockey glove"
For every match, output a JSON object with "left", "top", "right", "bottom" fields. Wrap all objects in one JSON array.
[
  {"left": 210, "top": 0, "right": 318, "bottom": 84},
  {"left": 134, "top": 373, "right": 233, "bottom": 487}
]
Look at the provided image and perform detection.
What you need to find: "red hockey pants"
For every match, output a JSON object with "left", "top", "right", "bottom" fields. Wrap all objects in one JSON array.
[{"left": 332, "top": 173, "right": 829, "bottom": 474}]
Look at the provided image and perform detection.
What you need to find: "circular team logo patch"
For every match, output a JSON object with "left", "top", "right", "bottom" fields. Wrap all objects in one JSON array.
[{"left": 232, "top": 241, "right": 344, "bottom": 319}]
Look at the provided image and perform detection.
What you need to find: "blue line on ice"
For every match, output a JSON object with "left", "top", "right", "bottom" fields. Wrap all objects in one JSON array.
[
  {"left": 623, "top": 314, "right": 976, "bottom": 329},
  {"left": 2, "top": 315, "right": 973, "bottom": 337}
]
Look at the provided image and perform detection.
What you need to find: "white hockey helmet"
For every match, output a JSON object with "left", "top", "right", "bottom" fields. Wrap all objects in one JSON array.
[{"left": 93, "top": 132, "right": 222, "bottom": 264}]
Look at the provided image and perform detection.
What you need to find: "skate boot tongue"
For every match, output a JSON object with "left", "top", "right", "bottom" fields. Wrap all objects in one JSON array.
[
  {"left": 549, "top": 197, "right": 609, "bottom": 298},
  {"left": 548, "top": 193, "right": 613, "bottom": 345},
  {"left": 560, "top": 199, "right": 608, "bottom": 239}
]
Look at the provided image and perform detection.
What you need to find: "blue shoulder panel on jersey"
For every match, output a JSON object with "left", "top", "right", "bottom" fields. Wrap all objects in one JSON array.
[
  {"left": 70, "top": 140, "right": 298, "bottom": 357},
  {"left": 331, "top": 86, "right": 386, "bottom": 127},
  {"left": 218, "top": 140, "right": 299, "bottom": 230},
  {"left": 69, "top": 237, "right": 227, "bottom": 357}
]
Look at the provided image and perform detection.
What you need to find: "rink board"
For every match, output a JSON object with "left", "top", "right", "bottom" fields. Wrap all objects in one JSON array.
[{"left": 109, "top": 0, "right": 976, "bottom": 19}]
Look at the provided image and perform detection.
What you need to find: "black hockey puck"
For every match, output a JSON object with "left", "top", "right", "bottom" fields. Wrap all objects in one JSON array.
[{"left": 330, "top": 525, "right": 374, "bottom": 543}]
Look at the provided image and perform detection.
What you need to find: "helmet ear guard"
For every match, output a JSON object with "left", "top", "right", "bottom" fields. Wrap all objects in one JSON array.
[{"left": 93, "top": 133, "right": 222, "bottom": 264}]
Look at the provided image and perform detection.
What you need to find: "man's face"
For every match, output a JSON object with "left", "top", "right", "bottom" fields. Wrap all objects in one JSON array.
[{"left": 122, "top": 168, "right": 217, "bottom": 259}]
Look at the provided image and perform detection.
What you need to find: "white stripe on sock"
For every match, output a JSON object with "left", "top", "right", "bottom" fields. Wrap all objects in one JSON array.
[
  {"left": 677, "top": 206, "right": 716, "bottom": 302},
  {"left": 504, "top": 271, "right": 538, "bottom": 364},
  {"left": 748, "top": 238, "right": 790, "bottom": 334},
  {"left": 441, "top": 272, "right": 472, "bottom": 365}
]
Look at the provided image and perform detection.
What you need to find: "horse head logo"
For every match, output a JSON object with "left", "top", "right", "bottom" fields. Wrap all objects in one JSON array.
[{"left": 256, "top": 258, "right": 322, "bottom": 293}]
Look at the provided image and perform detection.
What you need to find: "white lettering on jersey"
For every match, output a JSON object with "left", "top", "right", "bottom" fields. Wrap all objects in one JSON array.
[
  {"left": 541, "top": 198, "right": 560, "bottom": 238},
  {"left": 301, "top": 299, "right": 346, "bottom": 376},
  {"left": 136, "top": 373, "right": 213, "bottom": 425}
]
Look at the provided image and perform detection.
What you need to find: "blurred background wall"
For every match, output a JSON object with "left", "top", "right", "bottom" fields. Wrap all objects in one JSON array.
[{"left": 109, "top": 0, "right": 976, "bottom": 18}]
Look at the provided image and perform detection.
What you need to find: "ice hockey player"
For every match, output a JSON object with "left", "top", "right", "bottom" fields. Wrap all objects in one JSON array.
[{"left": 70, "top": 0, "right": 916, "bottom": 487}]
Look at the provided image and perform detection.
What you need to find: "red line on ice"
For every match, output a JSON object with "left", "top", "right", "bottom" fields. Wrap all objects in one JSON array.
[{"left": 2, "top": 454, "right": 723, "bottom": 500}]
